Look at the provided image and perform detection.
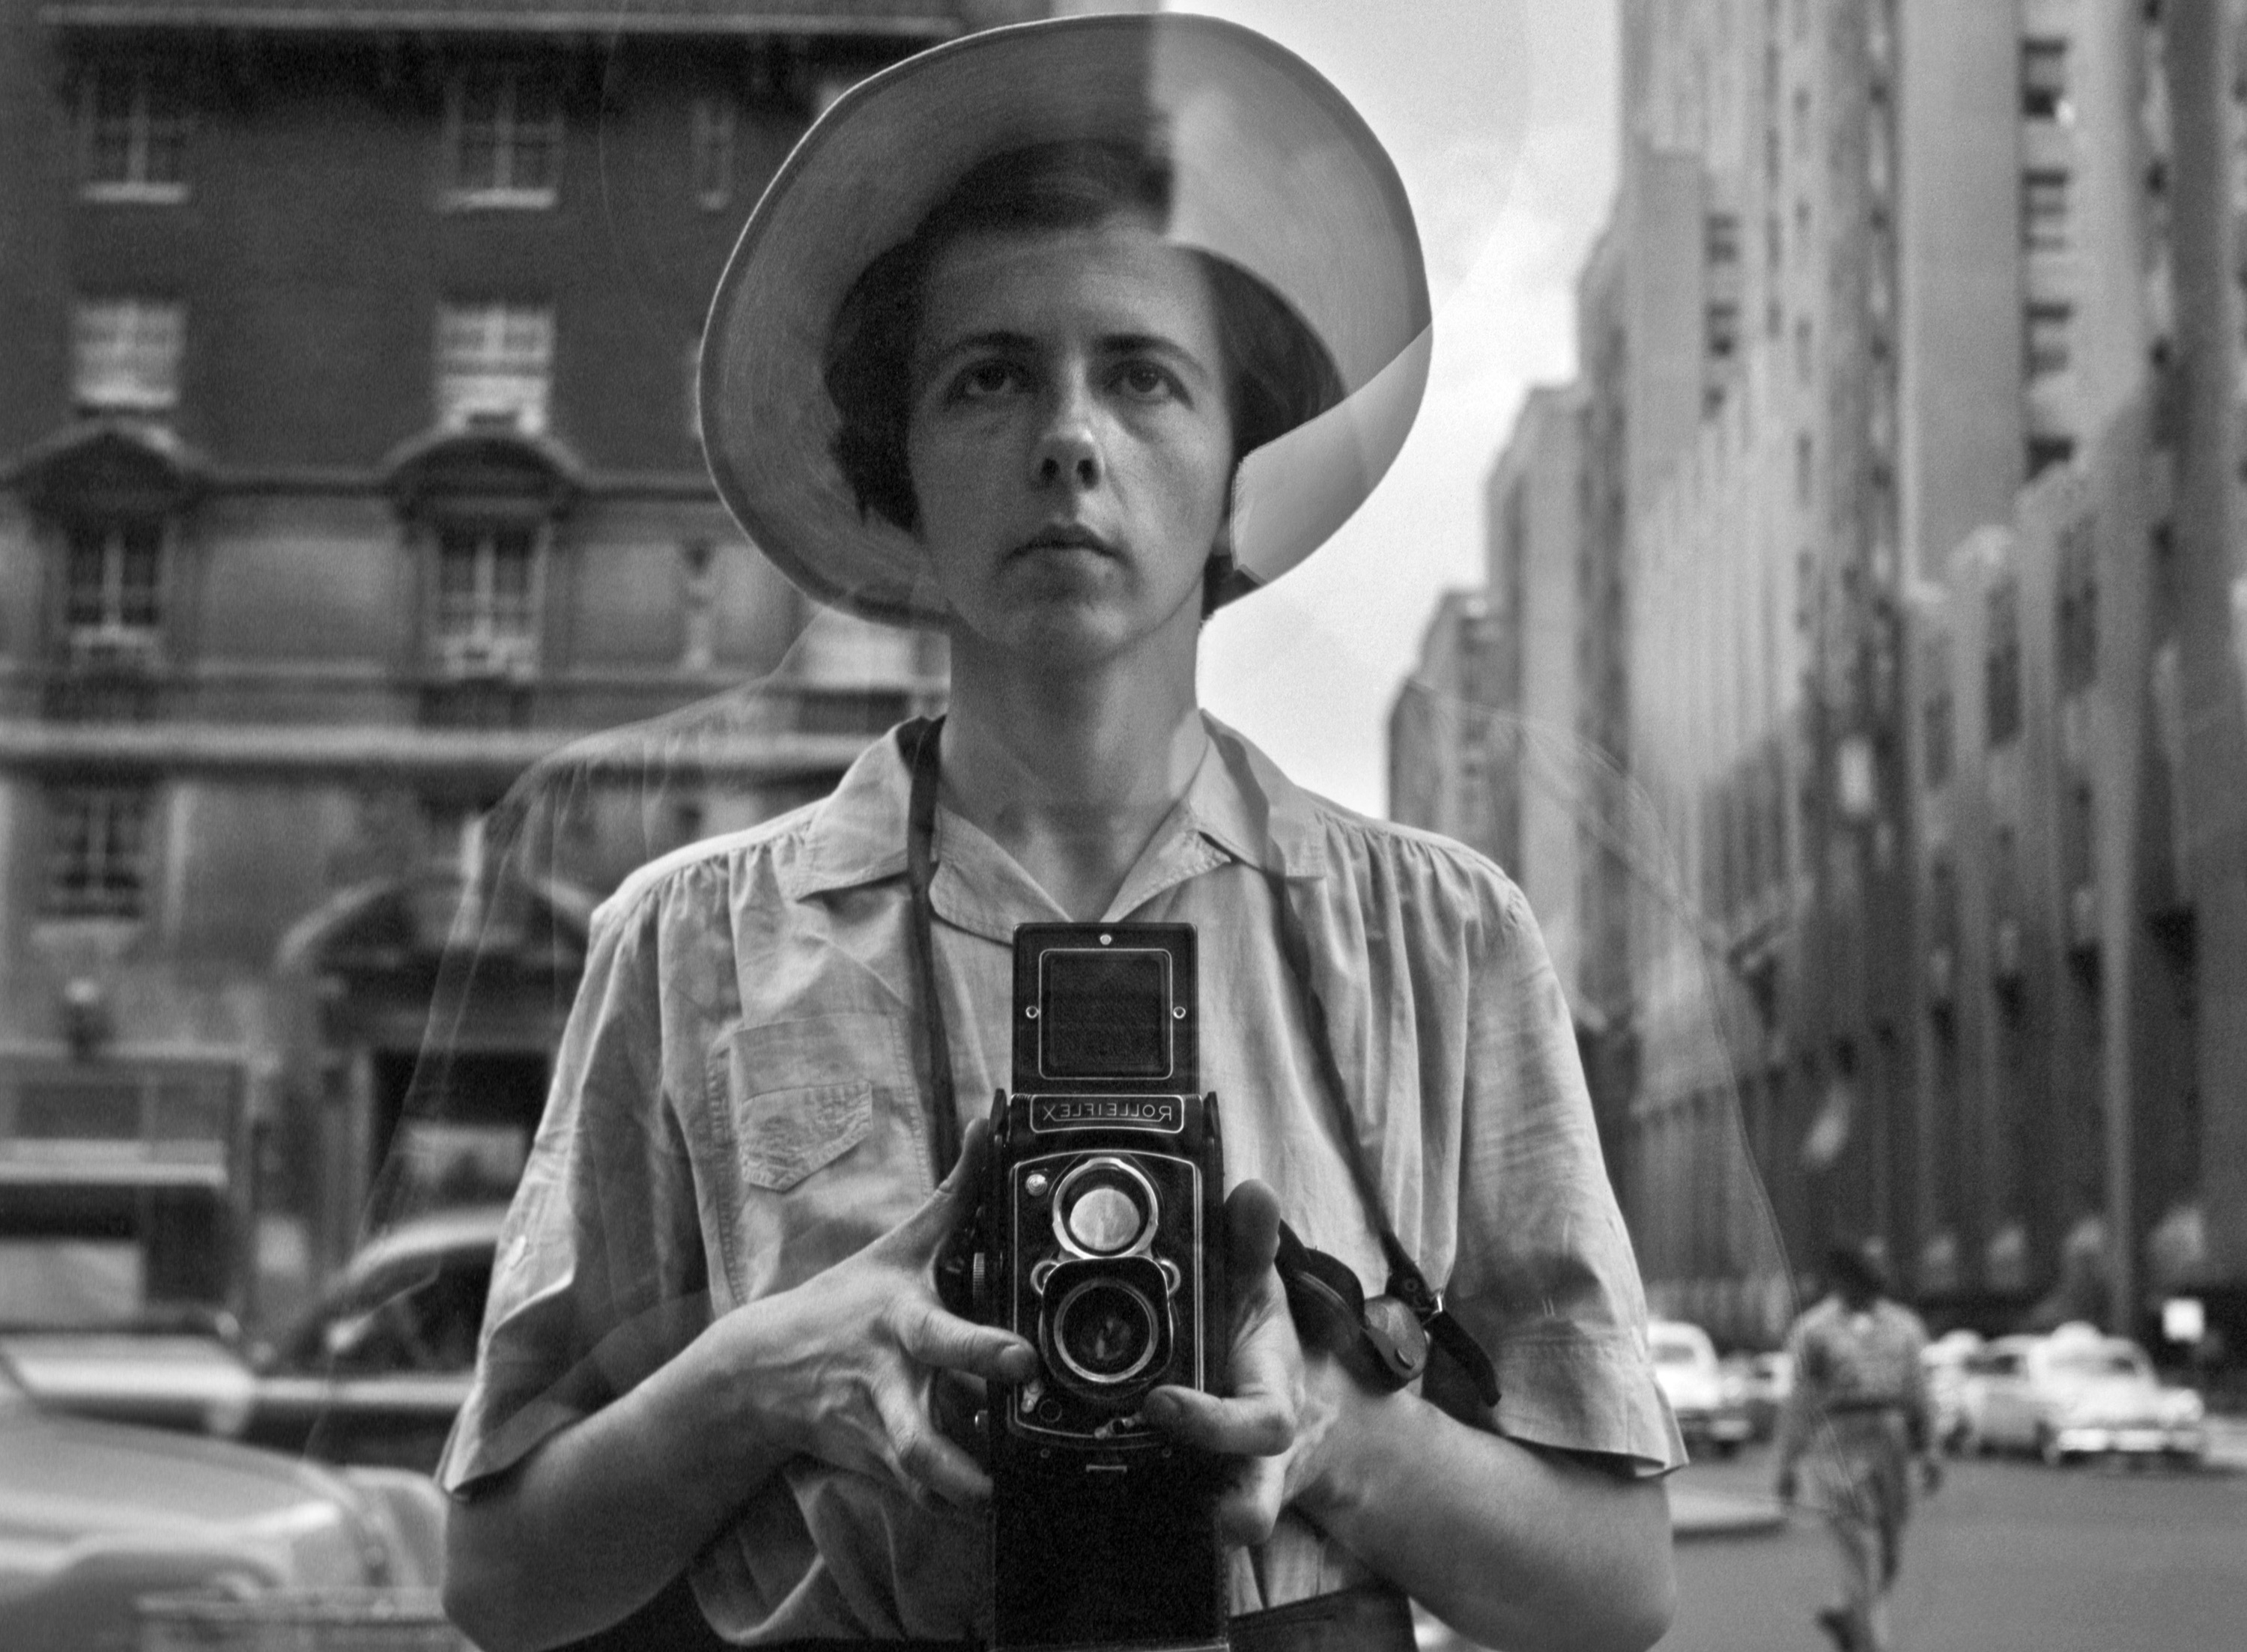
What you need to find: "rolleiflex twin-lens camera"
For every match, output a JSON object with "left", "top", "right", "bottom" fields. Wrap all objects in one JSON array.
[{"left": 939, "top": 922, "right": 1230, "bottom": 1652}]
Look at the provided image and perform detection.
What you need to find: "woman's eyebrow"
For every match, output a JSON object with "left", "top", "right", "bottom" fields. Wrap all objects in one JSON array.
[
  {"left": 1100, "top": 332, "right": 1216, "bottom": 378},
  {"left": 920, "top": 329, "right": 1038, "bottom": 370}
]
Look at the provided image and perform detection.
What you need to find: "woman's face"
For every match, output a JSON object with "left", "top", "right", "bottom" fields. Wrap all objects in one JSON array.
[{"left": 904, "top": 216, "right": 1234, "bottom": 672}]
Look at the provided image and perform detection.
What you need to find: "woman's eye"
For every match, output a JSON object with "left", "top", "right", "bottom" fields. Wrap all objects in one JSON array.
[
  {"left": 950, "top": 361, "right": 1024, "bottom": 401},
  {"left": 1115, "top": 362, "right": 1177, "bottom": 400}
]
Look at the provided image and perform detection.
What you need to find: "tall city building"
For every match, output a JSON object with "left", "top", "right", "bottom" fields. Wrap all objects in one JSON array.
[
  {"left": 0, "top": 1, "right": 1039, "bottom": 1332},
  {"left": 1388, "top": 589, "right": 1505, "bottom": 866},
  {"left": 1435, "top": 0, "right": 2247, "bottom": 1353}
]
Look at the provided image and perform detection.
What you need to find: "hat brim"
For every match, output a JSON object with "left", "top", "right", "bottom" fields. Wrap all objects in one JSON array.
[{"left": 700, "top": 10, "right": 1431, "bottom": 630}]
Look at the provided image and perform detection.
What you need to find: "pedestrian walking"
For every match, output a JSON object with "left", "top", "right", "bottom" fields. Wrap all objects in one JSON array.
[{"left": 1775, "top": 1240, "right": 1943, "bottom": 1651}]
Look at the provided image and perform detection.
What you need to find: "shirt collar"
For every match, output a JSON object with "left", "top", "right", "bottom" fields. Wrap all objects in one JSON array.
[{"left": 779, "top": 713, "right": 1329, "bottom": 905}]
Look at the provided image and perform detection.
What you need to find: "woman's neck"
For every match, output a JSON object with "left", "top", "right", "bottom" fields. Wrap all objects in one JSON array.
[{"left": 938, "top": 639, "right": 1209, "bottom": 920}]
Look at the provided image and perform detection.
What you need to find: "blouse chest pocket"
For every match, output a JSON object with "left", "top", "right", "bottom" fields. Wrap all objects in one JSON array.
[{"left": 713, "top": 1012, "right": 908, "bottom": 1192}]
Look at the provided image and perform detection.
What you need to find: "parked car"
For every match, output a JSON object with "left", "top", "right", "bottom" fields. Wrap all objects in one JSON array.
[
  {"left": 1649, "top": 1319, "right": 1752, "bottom": 1457},
  {"left": 1, "top": 1204, "right": 503, "bottom": 1474},
  {"left": 1920, "top": 1328, "right": 1983, "bottom": 1454},
  {"left": 0, "top": 1348, "right": 447, "bottom": 1652},
  {"left": 237, "top": 1204, "right": 501, "bottom": 1469},
  {"left": 1720, "top": 1348, "right": 1792, "bottom": 1442},
  {"left": 1960, "top": 1322, "right": 2207, "bottom": 1466}
]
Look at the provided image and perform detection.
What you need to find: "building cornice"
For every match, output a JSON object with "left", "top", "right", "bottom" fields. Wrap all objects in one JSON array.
[
  {"left": 37, "top": 5, "right": 966, "bottom": 39},
  {"left": 4, "top": 457, "right": 724, "bottom": 507},
  {"left": 0, "top": 719, "right": 872, "bottom": 784}
]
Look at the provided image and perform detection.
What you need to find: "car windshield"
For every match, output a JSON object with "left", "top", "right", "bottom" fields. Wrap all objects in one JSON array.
[
  {"left": 1653, "top": 1341, "right": 1700, "bottom": 1365},
  {"left": 2046, "top": 1346, "right": 2147, "bottom": 1379}
]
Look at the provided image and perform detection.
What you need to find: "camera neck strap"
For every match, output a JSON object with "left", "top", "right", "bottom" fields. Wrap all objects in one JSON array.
[
  {"left": 894, "top": 716, "right": 1495, "bottom": 1409},
  {"left": 1257, "top": 860, "right": 1498, "bottom": 1409},
  {"left": 904, "top": 716, "right": 963, "bottom": 1183}
]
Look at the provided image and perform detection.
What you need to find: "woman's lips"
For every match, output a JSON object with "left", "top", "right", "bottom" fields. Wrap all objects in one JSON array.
[{"left": 1014, "top": 524, "right": 1118, "bottom": 558}]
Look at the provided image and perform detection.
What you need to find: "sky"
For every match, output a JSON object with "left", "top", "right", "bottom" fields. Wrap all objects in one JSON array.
[{"left": 1162, "top": 1, "right": 1622, "bottom": 816}]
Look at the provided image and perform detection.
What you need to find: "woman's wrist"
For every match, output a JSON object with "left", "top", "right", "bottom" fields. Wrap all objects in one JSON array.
[
  {"left": 662, "top": 1302, "right": 798, "bottom": 1494},
  {"left": 1282, "top": 1352, "right": 1381, "bottom": 1526}
]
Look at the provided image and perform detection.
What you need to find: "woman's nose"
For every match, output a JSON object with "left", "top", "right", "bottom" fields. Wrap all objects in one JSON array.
[{"left": 1033, "top": 380, "right": 1102, "bottom": 490}]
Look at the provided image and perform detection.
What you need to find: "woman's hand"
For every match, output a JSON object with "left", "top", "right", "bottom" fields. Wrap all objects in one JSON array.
[
  {"left": 1141, "top": 1178, "right": 1338, "bottom": 1545},
  {"left": 712, "top": 1117, "right": 1038, "bottom": 1514}
]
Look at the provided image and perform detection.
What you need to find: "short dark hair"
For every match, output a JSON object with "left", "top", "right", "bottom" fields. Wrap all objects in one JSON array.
[{"left": 822, "top": 139, "right": 1345, "bottom": 616}]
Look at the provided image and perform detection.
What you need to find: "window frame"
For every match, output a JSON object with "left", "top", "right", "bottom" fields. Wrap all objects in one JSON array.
[
  {"left": 2022, "top": 168, "right": 2071, "bottom": 252},
  {"left": 434, "top": 301, "right": 556, "bottom": 436},
  {"left": 43, "top": 782, "right": 157, "bottom": 921},
  {"left": 2025, "top": 300, "right": 2072, "bottom": 379},
  {"left": 78, "top": 60, "right": 191, "bottom": 204},
  {"left": 427, "top": 516, "right": 548, "bottom": 681},
  {"left": 61, "top": 514, "right": 169, "bottom": 653},
  {"left": 2022, "top": 38, "right": 2069, "bottom": 122},
  {"left": 444, "top": 63, "right": 564, "bottom": 209},
  {"left": 690, "top": 93, "right": 737, "bottom": 212},
  {"left": 73, "top": 296, "right": 187, "bottom": 416}
]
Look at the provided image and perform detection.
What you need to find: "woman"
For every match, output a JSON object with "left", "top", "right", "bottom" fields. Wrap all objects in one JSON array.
[{"left": 440, "top": 15, "right": 1682, "bottom": 1652}]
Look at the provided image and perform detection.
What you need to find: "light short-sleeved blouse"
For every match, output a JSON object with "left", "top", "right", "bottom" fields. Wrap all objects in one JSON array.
[{"left": 437, "top": 715, "right": 1684, "bottom": 1641}]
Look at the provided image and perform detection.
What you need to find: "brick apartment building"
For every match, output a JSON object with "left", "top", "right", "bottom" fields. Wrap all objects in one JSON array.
[{"left": 0, "top": 0, "right": 1051, "bottom": 1332}]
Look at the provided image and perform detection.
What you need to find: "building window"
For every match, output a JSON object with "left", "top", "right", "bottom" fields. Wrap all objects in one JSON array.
[
  {"left": 64, "top": 518, "right": 164, "bottom": 646},
  {"left": 1795, "top": 431, "right": 1814, "bottom": 506},
  {"left": 2057, "top": 516, "right": 2099, "bottom": 692},
  {"left": 2022, "top": 168, "right": 2070, "bottom": 251},
  {"left": 1707, "top": 300, "right": 1741, "bottom": 362},
  {"left": 448, "top": 65, "right": 562, "bottom": 205},
  {"left": 2025, "top": 302, "right": 2072, "bottom": 377},
  {"left": 1986, "top": 577, "right": 2022, "bottom": 747},
  {"left": 433, "top": 523, "right": 541, "bottom": 677},
  {"left": 2022, "top": 39, "right": 2069, "bottom": 121},
  {"left": 435, "top": 303, "right": 554, "bottom": 434},
  {"left": 2027, "top": 434, "right": 2075, "bottom": 479},
  {"left": 73, "top": 298, "right": 185, "bottom": 416},
  {"left": 79, "top": 62, "right": 189, "bottom": 200},
  {"left": 45, "top": 784, "right": 154, "bottom": 918},
  {"left": 1923, "top": 640, "right": 1954, "bottom": 789},
  {"left": 1705, "top": 212, "right": 1741, "bottom": 266},
  {"left": 691, "top": 95, "right": 736, "bottom": 210}
]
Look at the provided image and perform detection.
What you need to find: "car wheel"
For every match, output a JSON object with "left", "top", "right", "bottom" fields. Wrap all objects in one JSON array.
[{"left": 1714, "top": 1439, "right": 1740, "bottom": 1460}]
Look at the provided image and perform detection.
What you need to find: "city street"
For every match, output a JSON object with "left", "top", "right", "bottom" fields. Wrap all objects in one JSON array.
[{"left": 1658, "top": 1441, "right": 2247, "bottom": 1651}]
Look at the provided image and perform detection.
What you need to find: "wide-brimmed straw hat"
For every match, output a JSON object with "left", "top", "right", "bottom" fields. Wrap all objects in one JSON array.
[{"left": 700, "top": 10, "right": 1431, "bottom": 630}]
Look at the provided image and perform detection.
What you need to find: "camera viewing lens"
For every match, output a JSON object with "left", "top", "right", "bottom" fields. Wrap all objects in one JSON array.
[
  {"left": 1051, "top": 1158, "right": 1157, "bottom": 1258},
  {"left": 1053, "top": 1278, "right": 1159, "bottom": 1383},
  {"left": 1065, "top": 1185, "right": 1142, "bottom": 1254}
]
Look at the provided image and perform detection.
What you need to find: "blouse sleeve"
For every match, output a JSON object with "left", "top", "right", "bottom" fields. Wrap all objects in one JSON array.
[
  {"left": 436, "top": 877, "right": 712, "bottom": 1497},
  {"left": 1443, "top": 875, "right": 1687, "bottom": 1476}
]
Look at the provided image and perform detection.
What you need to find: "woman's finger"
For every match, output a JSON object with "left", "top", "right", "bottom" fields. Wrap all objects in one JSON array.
[
  {"left": 1224, "top": 1178, "right": 1283, "bottom": 1282},
  {"left": 1141, "top": 1382, "right": 1295, "bottom": 1458},
  {"left": 893, "top": 1293, "right": 1038, "bottom": 1382},
  {"left": 876, "top": 1376, "right": 992, "bottom": 1510}
]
